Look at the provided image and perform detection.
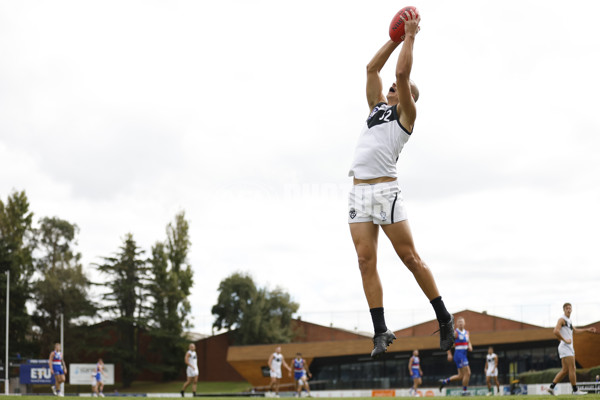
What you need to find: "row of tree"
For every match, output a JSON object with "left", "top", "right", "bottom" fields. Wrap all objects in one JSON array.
[
  {"left": 0, "top": 190, "right": 302, "bottom": 386},
  {"left": 212, "top": 272, "right": 300, "bottom": 345},
  {"left": 0, "top": 190, "right": 193, "bottom": 386}
]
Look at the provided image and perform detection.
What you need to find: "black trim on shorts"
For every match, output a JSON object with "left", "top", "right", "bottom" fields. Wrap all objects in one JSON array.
[{"left": 390, "top": 192, "right": 398, "bottom": 224}]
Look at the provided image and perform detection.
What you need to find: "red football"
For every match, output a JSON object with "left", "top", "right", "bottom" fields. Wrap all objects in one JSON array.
[{"left": 389, "top": 6, "right": 419, "bottom": 43}]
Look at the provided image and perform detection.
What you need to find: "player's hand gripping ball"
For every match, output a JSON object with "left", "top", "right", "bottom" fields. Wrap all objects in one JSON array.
[{"left": 389, "top": 6, "right": 419, "bottom": 43}]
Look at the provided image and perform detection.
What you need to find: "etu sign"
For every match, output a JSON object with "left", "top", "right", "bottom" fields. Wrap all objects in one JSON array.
[{"left": 20, "top": 364, "right": 55, "bottom": 384}]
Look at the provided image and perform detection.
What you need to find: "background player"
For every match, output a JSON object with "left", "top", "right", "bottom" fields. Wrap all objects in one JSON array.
[
  {"left": 439, "top": 317, "right": 472, "bottom": 396},
  {"left": 348, "top": 6, "right": 454, "bottom": 360},
  {"left": 92, "top": 358, "right": 105, "bottom": 397},
  {"left": 408, "top": 349, "right": 423, "bottom": 396},
  {"left": 181, "top": 343, "right": 198, "bottom": 397},
  {"left": 49, "top": 342, "right": 67, "bottom": 397},
  {"left": 547, "top": 303, "right": 597, "bottom": 396},
  {"left": 268, "top": 346, "right": 291, "bottom": 397},
  {"left": 484, "top": 347, "right": 500, "bottom": 396},
  {"left": 293, "top": 353, "right": 312, "bottom": 398}
]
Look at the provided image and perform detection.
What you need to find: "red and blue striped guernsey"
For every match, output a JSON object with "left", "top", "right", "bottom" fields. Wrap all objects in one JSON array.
[{"left": 454, "top": 329, "right": 469, "bottom": 351}]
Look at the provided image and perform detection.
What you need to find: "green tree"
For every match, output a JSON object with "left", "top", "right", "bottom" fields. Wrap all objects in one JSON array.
[
  {"left": 212, "top": 273, "right": 299, "bottom": 345},
  {"left": 32, "top": 217, "right": 96, "bottom": 353},
  {"left": 0, "top": 190, "right": 36, "bottom": 358},
  {"left": 96, "top": 233, "right": 148, "bottom": 387},
  {"left": 147, "top": 212, "right": 194, "bottom": 380}
]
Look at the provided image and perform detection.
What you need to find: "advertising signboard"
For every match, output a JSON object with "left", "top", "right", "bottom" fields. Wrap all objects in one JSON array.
[{"left": 69, "top": 364, "right": 115, "bottom": 385}]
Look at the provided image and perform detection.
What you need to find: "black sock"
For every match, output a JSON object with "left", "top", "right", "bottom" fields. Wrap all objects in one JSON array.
[
  {"left": 370, "top": 307, "right": 388, "bottom": 334},
  {"left": 573, "top": 385, "right": 578, "bottom": 392},
  {"left": 550, "top": 383, "right": 556, "bottom": 389},
  {"left": 430, "top": 296, "right": 451, "bottom": 322}
]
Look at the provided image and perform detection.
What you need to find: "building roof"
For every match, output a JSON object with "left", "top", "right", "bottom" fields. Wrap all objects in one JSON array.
[
  {"left": 291, "top": 318, "right": 371, "bottom": 342},
  {"left": 394, "top": 309, "right": 543, "bottom": 337}
]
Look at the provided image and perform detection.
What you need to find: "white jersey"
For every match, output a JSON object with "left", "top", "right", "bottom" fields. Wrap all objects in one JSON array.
[
  {"left": 187, "top": 350, "right": 198, "bottom": 369},
  {"left": 186, "top": 350, "right": 198, "bottom": 377},
  {"left": 270, "top": 352, "right": 283, "bottom": 371},
  {"left": 558, "top": 314, "right": 575, "bottom": 357},
  {"left": 269, "top": 352, "right": 284, "bottom": 379},
  {"left": 348, "top": 102, "right": 412, "bottom": 180},
  {"left": 486, "top": 353, "right": 498, "bottom": 376}
]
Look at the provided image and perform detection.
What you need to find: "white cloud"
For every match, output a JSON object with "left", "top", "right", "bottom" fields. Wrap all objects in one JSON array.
[{"left": 1, "top": 0, "right": 599, "bottom": 335}]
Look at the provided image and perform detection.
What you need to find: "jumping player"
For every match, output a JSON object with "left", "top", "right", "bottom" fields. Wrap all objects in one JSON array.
[
  {"left": 293, "top": 353, "right": 312, "bottom": 398},
  {"left": 181, "top": 343, "right": 199, "bottom": 397},
  {"left": 408, "top": 350, "right": 423, "bottom": 396},
  {"left": 92, "top": 358, "right": 105, "bottom": 397},
  {"left": 49, "top": 342, "right": 67, "bottom": 397},
  {"left": 484, "top": 347, "right": 500, "bottom": 396},
  {"left": 547, "top": 303, "right": 597, "bottom": 396},
  {"left": 267, "top": 346, "right": 292, "bottom": 397},
  {"left": 347, "top": 8, "right": 454, "bottom": 358},
  {"left": 439, "top": 317, "right": 472, "bottom": 396}
]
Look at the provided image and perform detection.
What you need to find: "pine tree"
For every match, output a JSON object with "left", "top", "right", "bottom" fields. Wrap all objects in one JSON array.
[
  {"left": 147, "top": 212, "right": 194, "bottom": 380},
  {"left": 96, "top": 233, "right": 149, "bottom": 387}
]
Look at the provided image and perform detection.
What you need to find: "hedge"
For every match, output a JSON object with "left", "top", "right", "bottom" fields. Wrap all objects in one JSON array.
[{"left": 518, "top": 366, "right": 600, "bottom": 384}]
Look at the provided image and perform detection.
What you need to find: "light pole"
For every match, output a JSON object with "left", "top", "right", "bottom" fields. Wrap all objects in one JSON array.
[
  {"left": 5, "top": 270, "right": 9, "bottom": 395},
  {"left": 60, "top": 313, "right": 64, "bottom": 356}
]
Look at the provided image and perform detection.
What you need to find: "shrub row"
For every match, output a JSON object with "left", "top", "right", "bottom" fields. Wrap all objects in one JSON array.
[{"left": 518, "top": 366, "right": 600, "bottom": 384}]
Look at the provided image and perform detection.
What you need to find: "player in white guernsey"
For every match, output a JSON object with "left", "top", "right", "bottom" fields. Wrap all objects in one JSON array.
[
  {"left": 181, "top": 343, "right": 198, "bottom": 397},
  {"left": 348, "top": 8, "right": 454, "bottom": 359},
  {"left": 268, "top": 346, "right": 291, "bottom": 397},
  {"left": 484, "top": 346, "right": 500, "bottom": 395},
  {"left": 547, "top": 303, "right": 597, "bottom": 396}
]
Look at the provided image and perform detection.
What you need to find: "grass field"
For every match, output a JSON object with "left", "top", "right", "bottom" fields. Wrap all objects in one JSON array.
[
  {"left": 29, "top": 381, "right": 251, "bottom": 394},
  {"left": 11, "top": 396, "right": 600, "bottom": 400}
]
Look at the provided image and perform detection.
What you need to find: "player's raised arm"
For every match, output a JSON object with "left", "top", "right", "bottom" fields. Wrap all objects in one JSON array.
[
  {"left": 395, "top": 9, "right": 420, "bottom": 132},
  {"left": 574, "top": 326, "right": 597, "bottom": 333},
  {"left": 366, "top": 40, "right": 401, "bottom": 110}
]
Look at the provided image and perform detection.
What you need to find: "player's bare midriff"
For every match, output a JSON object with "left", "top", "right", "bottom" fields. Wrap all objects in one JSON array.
[{"left": 353, "top": 176, "right": 397, "bottom": 185}]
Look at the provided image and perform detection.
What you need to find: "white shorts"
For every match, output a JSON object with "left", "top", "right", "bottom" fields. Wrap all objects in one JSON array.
[
  {"left": 186, "top": 366, "right": 199, "bottom": 378},
  {"left": 348, "top": 181, "right": 407, "bottom": 225},
  {"left": 270, "top": 369, "right": 282, "bottom": 379},
  {"left": 486, "top": 368, "right": 498, "bottom": 377},
  {"left": 558, "top": 342, "right": 575, "bottom": 359}
]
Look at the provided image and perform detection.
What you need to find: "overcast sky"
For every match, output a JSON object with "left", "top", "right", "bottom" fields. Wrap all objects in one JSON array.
[{"left": 1, "top": 0, "right": 599, "bottom": 335}]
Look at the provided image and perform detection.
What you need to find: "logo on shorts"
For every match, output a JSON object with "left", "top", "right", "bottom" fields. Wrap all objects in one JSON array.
[
  {"left": 349, "top": 208, "right": 357, "bottom": 219},
  {"left": 380, "top": 211, "right": 387, "bottom": 221}
]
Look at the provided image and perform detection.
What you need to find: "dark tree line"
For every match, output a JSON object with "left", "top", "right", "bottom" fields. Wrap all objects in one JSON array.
[
  {"left": 0, "top": 190, "right": 194, "bottom": 387},
  {"left": 212, "top": 272, "right": 299, "bottom": 345},
  {"left": 1, "top": 190, "right": 302, "bottom": 386}
]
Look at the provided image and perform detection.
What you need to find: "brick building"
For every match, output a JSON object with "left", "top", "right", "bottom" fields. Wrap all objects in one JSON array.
[{"left": 217, "top": 310, "right": 600, "bottom": 390}]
